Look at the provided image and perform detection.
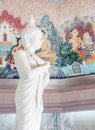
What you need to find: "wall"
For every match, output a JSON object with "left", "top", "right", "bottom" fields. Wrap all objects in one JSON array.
[
  {"left": 0, "top": 1, "right": 95, "bottom": 130},
  {"left": 0, "top": 0, "right": 95, "bottom": 27}
]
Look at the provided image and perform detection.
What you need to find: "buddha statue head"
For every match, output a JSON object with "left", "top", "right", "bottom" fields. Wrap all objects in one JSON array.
[{"left": 21, "top": 15, "right": 43, "bottom": 53}]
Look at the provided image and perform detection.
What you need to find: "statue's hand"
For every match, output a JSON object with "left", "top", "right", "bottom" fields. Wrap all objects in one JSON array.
[{"left": 45, "top": 61, "right": 50, "bottom": 70}]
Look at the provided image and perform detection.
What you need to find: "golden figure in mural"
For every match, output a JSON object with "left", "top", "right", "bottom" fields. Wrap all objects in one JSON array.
[
  {"left": 37, "top": 27, "right": 57, "bottom": 64},
  {"left": 81, "top": 32, "right": 93, "bottom": 50},
  {"left": 69, "top": 28, "right": 82, "bottom": 51}
]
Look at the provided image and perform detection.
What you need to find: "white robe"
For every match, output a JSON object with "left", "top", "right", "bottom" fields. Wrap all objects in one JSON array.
[{"left": 12, "top": 49, "right": 49, "bottom": 130}]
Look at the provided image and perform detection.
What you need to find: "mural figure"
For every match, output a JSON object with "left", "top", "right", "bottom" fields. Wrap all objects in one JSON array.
[
  {"left": 40, "top": 15, "right": 61, "bottom": 54},
  {"left": 81, "top": 32, "right": 93, "bottom": 51},
  {"left": 12, "top": 16, "right": 50, "bottom": 130},
  {"left": 12, "top": 38, "right": 24, "bottom": 54},
  {"left": 69, "top": 28, "right": 82, "bottom": 51},
  {"left": 37, "top": 27, "right": 57, "bottom": 64}
]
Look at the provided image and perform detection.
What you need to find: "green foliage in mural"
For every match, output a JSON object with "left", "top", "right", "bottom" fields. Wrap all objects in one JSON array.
[{"left": 56, "top": 41, "right": 82, "bottom": 67}]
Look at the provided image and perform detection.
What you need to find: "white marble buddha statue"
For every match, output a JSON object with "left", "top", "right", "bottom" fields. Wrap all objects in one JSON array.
[{"left": 12, "top": 15, "right": 50, "bottom": 130}]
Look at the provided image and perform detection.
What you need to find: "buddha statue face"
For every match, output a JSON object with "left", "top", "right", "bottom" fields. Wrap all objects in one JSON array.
[
  {"left": 21, "top": 16, "right": 43, "bottom": 53},
  {"left": 29, "top": 30, "right": 43, "bottom": 51}
]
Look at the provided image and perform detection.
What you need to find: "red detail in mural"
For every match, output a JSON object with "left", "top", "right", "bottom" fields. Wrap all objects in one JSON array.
[
  {"left": 3, "top": 33, "right": 7, "bottom": 41},
  {"left": 0, "top": 10, "right": 26, "bottom": 32}
]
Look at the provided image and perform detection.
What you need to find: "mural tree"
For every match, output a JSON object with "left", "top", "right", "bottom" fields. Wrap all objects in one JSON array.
[{"left": 56, "top": 41, "right": 81, "bottom": 67}]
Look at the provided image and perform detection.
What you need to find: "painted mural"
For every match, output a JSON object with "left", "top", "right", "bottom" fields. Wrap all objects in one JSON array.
[
  {"left": 37, "top": 14, "right": 95, "bottom": 78},
  {"left": 57, "top": 15, "right": 95, "bottom": 78},
  {"left": 0, "top": 10, "right": 25, "bottom": 79},
  {"left": 0, "top": 10, "right": 95, "bottom": 79}
]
